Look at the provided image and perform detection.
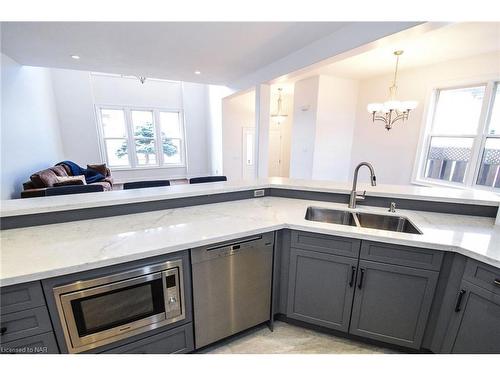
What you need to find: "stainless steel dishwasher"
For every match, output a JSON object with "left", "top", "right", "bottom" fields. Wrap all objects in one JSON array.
[{"left": 191, "top": 232, "right": 274, "bottom": 349}]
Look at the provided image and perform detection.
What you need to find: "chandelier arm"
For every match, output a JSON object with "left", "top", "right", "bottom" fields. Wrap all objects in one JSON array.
[{"left": 373, "top": 116, "right": 389, "bottom": 124}]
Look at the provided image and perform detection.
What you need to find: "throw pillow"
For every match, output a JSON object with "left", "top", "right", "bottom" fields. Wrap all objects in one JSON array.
[{"left": 53, "top": 175, "right": 87, "bottom": 186}]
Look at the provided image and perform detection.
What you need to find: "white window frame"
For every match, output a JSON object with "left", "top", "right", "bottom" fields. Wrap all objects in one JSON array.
[
  {"left": 95, "top": 105, "right": 187, "bottom": 170},
  {"left": 412, "top": 76, "right": 500, "bottom": 193}
]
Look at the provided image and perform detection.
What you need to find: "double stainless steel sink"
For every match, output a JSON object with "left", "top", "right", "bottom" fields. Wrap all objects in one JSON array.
[{"left": 305, "top": 206, "right": 422, "bottom": 234}]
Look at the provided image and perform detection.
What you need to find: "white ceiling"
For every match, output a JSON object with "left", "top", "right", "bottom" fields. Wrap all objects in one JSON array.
[
  {"left": 0, "top": 22, "right": 348, "bottom": 85},
  {"left": 293, "top": 22, "right": 500, "bottom": 81}
]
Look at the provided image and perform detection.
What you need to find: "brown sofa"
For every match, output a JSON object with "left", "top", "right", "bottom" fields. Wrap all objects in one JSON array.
[{"left": 21, "top": 164, "right": 113, "bottom": 198}]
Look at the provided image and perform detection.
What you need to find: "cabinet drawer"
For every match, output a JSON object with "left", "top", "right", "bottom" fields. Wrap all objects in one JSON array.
[
  {"left": 0, "top": 306, "right": 53, "bottom": 343},
  {"left": 291, "top": 231, "right": 360, "bottom": 258},
  {"left": 0, "top": 332, "right": 59, "bottom": 354},
  {"left": 360, "top": 241, "right": 443, "bottom": 271},
  {"left": 0, "top": 281, "right": 46, "bottom": 315},
  {"left": 103, "top": 323, "right": 194, "bottom": 354},
  {"left": 463, "top": 259, "right": 500, "bottom": 295}
]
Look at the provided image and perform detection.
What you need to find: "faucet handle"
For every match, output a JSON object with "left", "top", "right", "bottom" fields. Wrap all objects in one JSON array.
[{"left": 356, "top": 190, "right": 366, "bottom": 200}]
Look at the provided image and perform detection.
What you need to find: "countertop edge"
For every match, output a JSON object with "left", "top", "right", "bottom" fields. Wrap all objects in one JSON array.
[{"left": 1, "top": 221, "right": 498, "bottom": 288}]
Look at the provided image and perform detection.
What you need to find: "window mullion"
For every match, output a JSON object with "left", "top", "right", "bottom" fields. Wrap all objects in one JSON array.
[
  {"left": 154, "top": 109, "right": 164, "bottom": 166},
  {"left": 124, "top": 108, "right": 136, "bottom": 168},
  {"left": 468, "top": 81, "right": 496, "bottom": 188}
]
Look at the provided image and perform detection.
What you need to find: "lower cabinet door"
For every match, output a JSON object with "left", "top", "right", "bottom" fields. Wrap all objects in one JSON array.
[
  {"left": 443, "top": 281, "right": 500, "bottom": 354},
  {"left": 0, "top": 332, "right": 59, "bottom": 354},
  {"left": 286, "top": 248, "right": 358, "bottom": 332},
  {"left": 349, "top": 260, "right": 438, "bottom": 349},
  {"left": 103, "top": 323, "right": 194, "bottom": 354}
]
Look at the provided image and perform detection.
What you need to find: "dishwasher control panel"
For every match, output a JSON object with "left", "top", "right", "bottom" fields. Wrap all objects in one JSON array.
[{"left": 190, "top": 233, "right": 275, "bottom": 264}]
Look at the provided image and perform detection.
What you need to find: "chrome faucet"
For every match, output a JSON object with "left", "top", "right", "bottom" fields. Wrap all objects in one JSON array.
[{"left": 349, "top": 162, "right": 377, "bottom": 209}]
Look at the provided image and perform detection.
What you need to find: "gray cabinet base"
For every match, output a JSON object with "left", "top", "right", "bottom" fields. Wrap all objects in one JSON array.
[
  {"left": 0, "top": 332, "right": 59, "bottom": 354},
  {"left": 103, "top": 323, "right": 194, "bottom": 354}
]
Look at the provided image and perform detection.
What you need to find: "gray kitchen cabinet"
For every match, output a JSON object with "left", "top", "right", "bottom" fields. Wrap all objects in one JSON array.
[
  {"left": 0, "top": 332, "right": 59, "bottom": 354},
  {"left": 0, "top": 281, "right": 46, "bottom": 315},
  {"left": 349, "top": 259, "right": 439, "bottom": 349},
  {"left": 103, "top": 323, "right": 194, "bottom": 354},
  {"left": 286, "top": 248, "right": 358, "bottom": 331},
  {"left": 442, "top": 280, "right": 500, "bottom": 353},
  {"left": 0, "top": 306, "right": 53, "bottom": 343}
]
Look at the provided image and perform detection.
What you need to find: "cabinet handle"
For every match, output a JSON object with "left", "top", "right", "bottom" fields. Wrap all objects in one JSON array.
[
  {"left": 455, "top": 289, "right": 466, "bottom": 312},
  {"left": 494, "top": 279, "right": 500, "bottom": 287},
  {"left": 349, "top": 266, "right": 356, "bottom": 287},
  {"left": 357, "top": 268, "right": 365, "bottom": 289},
  {"left": 1, "top": 327, "right": 7, "bottom": 335}
]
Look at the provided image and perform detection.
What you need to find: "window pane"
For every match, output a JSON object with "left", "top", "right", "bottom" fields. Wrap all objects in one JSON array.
[
  {"left": 160, "top": 112, "right": 181, "bottom": 138},
  {"left": 488, "top": 84, "right": 500, "bottom": 135},
  {"left": 425, "top": 137, "right": 474, "bottom": 183},
  {"left": 162, "top": 138, "right": 181, "bottom": 164},
  {"left": 433, "top": 86, "right": 485, "bottom": 135},
  {"left": 101, "top": 109, "right": 127, "bottom": 138},
  {"left": 105, "top": 139, "right": 129, "bottom": 167},
  {"left": 131, "top": 110, "right": 155, "bottom": 137},
  {"left": 135, "top": 139, "right": 157, "bottom": 165},
  {"left": 476, "top": 138, "right": 500, "bottom": 188}
]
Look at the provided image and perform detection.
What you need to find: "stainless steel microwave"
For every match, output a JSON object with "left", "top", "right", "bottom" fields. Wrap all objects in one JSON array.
[{"left": 53, "top": 259, "right": 185, "bottom": 353}]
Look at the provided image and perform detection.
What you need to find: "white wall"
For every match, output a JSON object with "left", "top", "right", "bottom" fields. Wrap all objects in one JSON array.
[
  {"left": 289, "top": 75, "right": 358, "bottom": 181},
  {"left": 51, "top": 69, "right": 100, "bottom": 166},
  {"left": 1, "top": 54, "right": 64, "bottom": 199},
  {"left": 222, "top": 89, "right": 256, "bottom": 180},
  {"left": 50, "top": 71, "right": 216, "bottom": 182},
  {"left": 269, "top": 85, "right": 294, "bottom": 177},
  {"left": 312, "top": 76, "right": 358, "bottom": 181},
  {"left": 182, "top": 82, "right": 209, "bottom": 177},
  {"left": 207, "top": 85, "right": 234, "bottom": 175},
  {"left": 350, "top": 51, "right": 500, "bottom": 185},
  {"left": 289, "top": 76, "right": 319, "bottom": 179}
]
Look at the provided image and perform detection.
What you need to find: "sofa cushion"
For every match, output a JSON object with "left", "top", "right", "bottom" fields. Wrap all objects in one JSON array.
[
  {"left": 53, "top": 175, "right": 86, "bottom": 186},
  {"left": 91, "top": 181, "right": 112, "bottom": 191},
  {"left": 30, "top": 166, "right": 70, "bottom": 188},
  {"left": 87, "top": 163, "right": 109, "bottom": 177}
]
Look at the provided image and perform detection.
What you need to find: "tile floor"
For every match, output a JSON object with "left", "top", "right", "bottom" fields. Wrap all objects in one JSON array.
[{"left": 201, "top": 321, "right": 397, "bottom": 354}]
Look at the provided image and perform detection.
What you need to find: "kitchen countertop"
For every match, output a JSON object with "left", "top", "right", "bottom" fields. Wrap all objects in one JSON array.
[
  {"left": 2, "top": 177, "right": 499, "bottom": 217},
  {"left": 1, "top": 196, "right": 499, "bottom": 287}
]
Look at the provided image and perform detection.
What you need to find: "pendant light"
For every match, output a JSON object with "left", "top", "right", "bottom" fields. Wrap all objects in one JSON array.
[
  {"left": 367, "top": 50, "right": 417, "bottom": 130},
  {"left": 271, "top": 88, "right": 288, "bottom": 125}
]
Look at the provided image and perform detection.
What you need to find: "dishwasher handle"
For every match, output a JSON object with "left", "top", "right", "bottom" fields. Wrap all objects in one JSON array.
[
  {"left": 205, "top": 235, "right": 263, "bottom": 251},
  {"left": 191, "top": 233, "right": 274, "bottom": 264}
]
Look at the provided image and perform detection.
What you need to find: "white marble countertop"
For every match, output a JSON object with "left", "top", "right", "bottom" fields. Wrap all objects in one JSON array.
[
  {"left": 2, "top": 177, "right": 499, "bottom": 217},
  {"left": 1, "top": 196, "right": 499, "bottom": 287}
]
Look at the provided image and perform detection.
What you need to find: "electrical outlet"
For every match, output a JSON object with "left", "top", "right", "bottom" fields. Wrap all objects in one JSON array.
[{"left": 254, "top": 189, "right": 265, "bottom": 197}]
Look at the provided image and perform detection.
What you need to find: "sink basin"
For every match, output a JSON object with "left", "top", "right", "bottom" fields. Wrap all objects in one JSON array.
[
  {"left": 304, "top": 207, "right": 356, "bottom": 226},
  {"left": 355, "top": 212, "right": 422, "bottom": 234},
  {"left": 304, "top": 207, "right": 422, "bottom": 234}
]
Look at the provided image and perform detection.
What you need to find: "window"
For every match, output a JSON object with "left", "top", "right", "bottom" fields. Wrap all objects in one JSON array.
[
  {"left": 97, "top": 107, "right": 185, "bottom": 169},
  {"left": 417, "top": 81, "right": 500, "bottom": 191}
]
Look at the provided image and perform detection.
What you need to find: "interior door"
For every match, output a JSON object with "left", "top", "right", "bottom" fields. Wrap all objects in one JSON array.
[
  {"left": 268, "top": 129, "right": 282, "bottom": 177},
  {"left": 286, "top": 248, "right": 358, "bottom": 332},
  {"left": 349, "top": 260, "right": 438, "bottom": 349},
  {"left": 242, "top": 127, "right": 255, "bottom": 180}
]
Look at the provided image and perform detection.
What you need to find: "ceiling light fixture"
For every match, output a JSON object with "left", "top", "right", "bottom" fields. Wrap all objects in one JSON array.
[
  {"left": 271, "top": 88, "right": 288, "bottom": 125},
  {"left": 194, "top": 71, "right": 201, "bottom": 75},
  {"left": 70, "top": 55, "right": 80, "bottom": 60},
  {"left": 367, "top": 50, "right": 418, "bottom": 131}
]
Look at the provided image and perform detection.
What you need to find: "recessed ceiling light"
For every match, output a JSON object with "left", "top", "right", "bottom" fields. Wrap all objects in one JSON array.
[
  {"left": 71, "top": 55, "right": 80, "bottom": 60},
  {"left": 194, "top": 70, "right": 201, "bottom": 75}
]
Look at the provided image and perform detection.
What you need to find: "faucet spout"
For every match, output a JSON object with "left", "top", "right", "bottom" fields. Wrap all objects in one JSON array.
[{"left": 349, "top": 162, "right": 377, "bottom": 209}]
